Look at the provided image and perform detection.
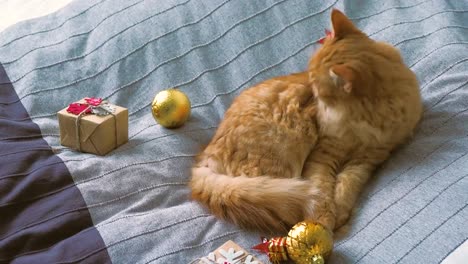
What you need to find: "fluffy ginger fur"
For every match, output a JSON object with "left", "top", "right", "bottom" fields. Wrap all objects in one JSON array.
[
  {"left": 191, "top": 73, "right": 318, "bottom": 232},
  {"left": 190, "top": 9, "right": 422, "bottom": 233}
]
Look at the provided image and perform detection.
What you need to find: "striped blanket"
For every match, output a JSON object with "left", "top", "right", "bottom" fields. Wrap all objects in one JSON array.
[{"left": 1, "top": 0, "right": 467, "bottom": 263}]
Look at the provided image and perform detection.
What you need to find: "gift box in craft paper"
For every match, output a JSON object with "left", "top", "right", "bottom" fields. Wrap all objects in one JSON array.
[{"left": 58, "top": 98, "right": 128, "bottom": 155}]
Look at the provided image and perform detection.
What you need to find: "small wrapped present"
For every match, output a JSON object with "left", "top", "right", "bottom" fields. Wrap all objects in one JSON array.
[
  {"left": 194, "top": 240, "right": 263, "bottom": 264},
  {"left": 57, "top": 97, "right": 128, "bottom": 155}
]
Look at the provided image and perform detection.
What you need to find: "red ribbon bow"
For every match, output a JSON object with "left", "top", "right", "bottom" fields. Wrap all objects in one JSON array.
[
  {"left": 67, "top": 103, "right": 91, "bottom": 115},
  {"left": 85, "top": 97, "right": 103, "bottom": 106},
  {"left": 66, "top": 97, "right": 102, "bottom": 115},
  {"left": 318, "top": 29, "right": 333, "bottom": 44}
]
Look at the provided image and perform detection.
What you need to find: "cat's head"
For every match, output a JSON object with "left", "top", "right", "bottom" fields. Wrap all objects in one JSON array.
[{"left": 309, "top": 9, "right": 402, "bottom": 104}]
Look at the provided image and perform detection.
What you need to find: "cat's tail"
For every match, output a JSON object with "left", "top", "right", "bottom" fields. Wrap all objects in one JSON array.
[{"left": 190, "top": 166, "right": 311, "bottom": 233}]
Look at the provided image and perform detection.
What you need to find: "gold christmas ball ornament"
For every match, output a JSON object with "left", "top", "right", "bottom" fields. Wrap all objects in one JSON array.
[
  {"left": 151, "top": 89, "right": 191, "bottom": 128},
  {"left": 253, "top": 221, "right": 334, "bottom": 264},
  {"left": 286, "top": 221, "right": 334, "bottom": 264}
]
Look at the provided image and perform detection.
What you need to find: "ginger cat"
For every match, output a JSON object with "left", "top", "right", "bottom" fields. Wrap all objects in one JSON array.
[{"left": 190, "top": 9, "right": 422, "bottom": 233}]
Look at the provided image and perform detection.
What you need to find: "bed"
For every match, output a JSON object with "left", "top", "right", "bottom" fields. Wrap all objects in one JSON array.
[{"left": 1, "top": 0, "right": 467, "bottom": 263}]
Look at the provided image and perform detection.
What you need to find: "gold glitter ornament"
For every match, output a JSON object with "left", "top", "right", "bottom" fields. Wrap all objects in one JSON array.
[
  {"left": 151, "top": 89, "right": 191, "bottom": 128},
  {"left": 253, "top": 221, "right": 333, "bottom": 264},
  {"left": 286, "top": 221, "right": 333, "bottom": 264}
]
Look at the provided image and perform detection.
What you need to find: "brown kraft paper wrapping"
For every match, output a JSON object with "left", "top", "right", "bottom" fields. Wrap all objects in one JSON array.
[{"left": 58, "top": 100, "right": 128, "bottom": 155}]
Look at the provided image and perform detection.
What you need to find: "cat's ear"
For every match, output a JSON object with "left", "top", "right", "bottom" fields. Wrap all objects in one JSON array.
[
  {"left": 329, "top": 64, "right": 354, "bottom": 93},
  {"left": 331, "top": 9, "right": 360, "bottom": 39}
]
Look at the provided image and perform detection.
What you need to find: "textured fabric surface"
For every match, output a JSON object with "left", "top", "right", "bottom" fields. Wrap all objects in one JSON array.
[
  {"left": 0, "top": 63, "right": 111, "bottom": 264},
  {"left": 0, "top": 0, "right": 467, "bottom": 263}
]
